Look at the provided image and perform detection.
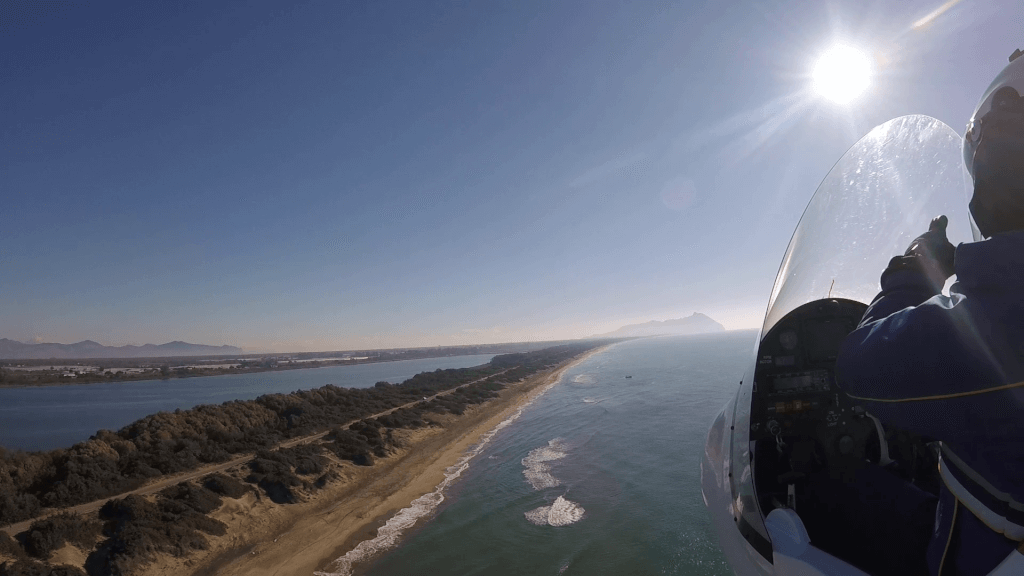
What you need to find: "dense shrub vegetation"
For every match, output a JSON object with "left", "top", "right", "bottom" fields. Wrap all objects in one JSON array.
[
  {"left": 200, "top": 474, "right": 248, "bottom": 499},
  {"left": 245, "top": 445, "right": 329, "bottom": 504},
  {"left": 0, "top": 560, "right": 87, "bottom": 576},
  {"left": 24, "top": 513, "right": 101, "bottom": 559},
  {"left": 84, "top": 487, "right": 228, "bottom": 576}
]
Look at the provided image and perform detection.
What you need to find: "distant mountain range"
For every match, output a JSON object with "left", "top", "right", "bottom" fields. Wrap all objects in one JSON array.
[
  {"left": 597, "top": 313, "right": 726, "bottom": 338},
  {"left": 0, "top": 339, "right": 243, "bottom": 360}
]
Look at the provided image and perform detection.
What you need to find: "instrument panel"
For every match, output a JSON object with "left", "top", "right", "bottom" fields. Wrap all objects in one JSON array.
[
  {"left": 749, "top": 298, "right": 878, "bottom": 525},
  {"left": 750, "top": 298, "right": 867, "bottom": 445}
]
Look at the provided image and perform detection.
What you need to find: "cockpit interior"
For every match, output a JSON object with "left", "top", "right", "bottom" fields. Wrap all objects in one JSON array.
[{"left": 749, "top": 298, "right": 941, "bottom": 575}]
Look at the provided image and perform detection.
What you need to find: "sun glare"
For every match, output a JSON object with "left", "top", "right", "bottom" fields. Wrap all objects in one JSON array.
[{"left": 812, "top": 45, "right": 873, "bottom": 104}]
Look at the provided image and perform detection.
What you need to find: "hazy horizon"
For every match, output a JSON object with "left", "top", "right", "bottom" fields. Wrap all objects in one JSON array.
[
  {"left": 2, "top": 311, "right": 748, "bottom": 354},
  {"left": 3, "top": 0, "right": 1015, "bottom": 352}
]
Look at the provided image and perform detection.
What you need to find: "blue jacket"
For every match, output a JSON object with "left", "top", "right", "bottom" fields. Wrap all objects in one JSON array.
[{"left": 837, "top": 230, "right": 1024, "bottom": 575}]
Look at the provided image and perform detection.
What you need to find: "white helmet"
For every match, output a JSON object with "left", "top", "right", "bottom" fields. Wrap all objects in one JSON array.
[{"left": 963, "top": 49, "right": 1024, "bottom": 238}]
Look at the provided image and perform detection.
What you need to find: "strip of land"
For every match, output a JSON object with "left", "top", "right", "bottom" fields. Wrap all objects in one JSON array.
[
  {"left": 0, "top": 369, "right": 510, "bottom": 538},
  {"left": 0, "top": 340, "right": 575, "bottom": 387},
  {"left": 0, "top": 344, "right": 611, "bottom": 576},
  {"left": 176, "top": 348, "right": 606, "bottom": 576}
]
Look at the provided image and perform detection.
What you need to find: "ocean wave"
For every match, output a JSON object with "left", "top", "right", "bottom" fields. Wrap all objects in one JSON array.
[
  {"left": 314, "top": 363, "right": 572, "bottom": 576},
  {"left": 524, "top": 496, "right": 585, "bottom": 527},
  {"left": 582, "top": 397, "right": 604, "bottom": 404},
  {"left": 571, "top": 374, "right": 595, "bottom": 385},
  {"left": 521, "top": 439, "right": 569, "bottom": 490}
]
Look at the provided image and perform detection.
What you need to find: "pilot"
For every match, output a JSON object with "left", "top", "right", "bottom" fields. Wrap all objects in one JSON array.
[{"left": 836, "top": 50, "right": 1024, "bottom": 575}]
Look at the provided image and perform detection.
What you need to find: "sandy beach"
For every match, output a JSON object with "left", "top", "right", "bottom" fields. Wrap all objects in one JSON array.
[{"left": 132, "top": 346, "right": 610, "bottom": 576}]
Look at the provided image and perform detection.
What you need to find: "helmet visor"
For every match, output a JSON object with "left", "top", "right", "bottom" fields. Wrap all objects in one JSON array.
[{"left": 964, "top": 57, "right": 1024, "bottom": 176}]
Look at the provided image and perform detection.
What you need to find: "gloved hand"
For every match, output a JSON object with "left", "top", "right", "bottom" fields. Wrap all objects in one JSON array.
[{"left": 884, "top": 215, "right": 956, "bottom": 291}]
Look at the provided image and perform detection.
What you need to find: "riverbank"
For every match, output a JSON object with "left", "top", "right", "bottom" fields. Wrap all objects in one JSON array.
[{"left": 152, "top": 346, "right": 609, "bottom": 576}]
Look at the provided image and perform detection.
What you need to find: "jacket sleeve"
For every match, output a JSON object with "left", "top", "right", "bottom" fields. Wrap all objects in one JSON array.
[
  {"left": 858, "top": 258, "right": 943, "bottom": 325},
  {"left": 835, "top": 265, "right": 982, "bottom": 441}
]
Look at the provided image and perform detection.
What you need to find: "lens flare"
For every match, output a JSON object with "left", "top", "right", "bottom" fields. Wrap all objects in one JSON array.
[{"left": 812, "top": 45, "right": 873, "bottom": 104}]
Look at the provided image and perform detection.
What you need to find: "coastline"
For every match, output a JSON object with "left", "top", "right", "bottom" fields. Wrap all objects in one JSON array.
[{"left": 160, "top": 345, "right": 610, "bottom": 576}]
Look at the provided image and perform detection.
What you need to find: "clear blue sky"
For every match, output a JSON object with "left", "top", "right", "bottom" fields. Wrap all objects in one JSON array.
[{"left": 2, "top": 0, "right": 1019, "bottom": 352}]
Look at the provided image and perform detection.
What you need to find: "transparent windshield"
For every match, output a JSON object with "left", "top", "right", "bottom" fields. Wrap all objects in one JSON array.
[{"left": 762, "top": 115, "right": 972, "bottom": 336}]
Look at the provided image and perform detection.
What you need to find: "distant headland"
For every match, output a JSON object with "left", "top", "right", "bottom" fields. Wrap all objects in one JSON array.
[
  {"left": 0, "top": 338, "right": 243, "bottom": 360},
  {"left": 595, "top": 313, "right": 726, "bottom": 338}
]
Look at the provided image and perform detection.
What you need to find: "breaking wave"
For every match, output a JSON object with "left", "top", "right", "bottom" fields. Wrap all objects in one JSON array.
[
  {"left": 314, "top": 363, "right": 572, "bottom": 576},
  {"left": 524, "top": 496, "right": 585, "bottom": 527},
  {"left": 572, "top": 374, "right": 595, "bottom": 385},
  {"left": 582, "top": 397, "right": 604, "bottom": 404},
  {"left": 521, "top": 438, "right": 569, "bottom": 490}
]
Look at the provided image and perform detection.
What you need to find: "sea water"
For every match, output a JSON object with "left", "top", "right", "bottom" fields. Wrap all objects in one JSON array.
[
  {"left": 0, "top": 354, "right": 495, "bottom": 452},
  {"left": 331, "top": 331, "right": 755, "bottom": 576}
]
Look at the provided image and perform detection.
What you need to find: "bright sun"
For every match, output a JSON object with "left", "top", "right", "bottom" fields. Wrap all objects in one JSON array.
[{"left": 812, "top": 45, "right": 873, "bottom": 104}]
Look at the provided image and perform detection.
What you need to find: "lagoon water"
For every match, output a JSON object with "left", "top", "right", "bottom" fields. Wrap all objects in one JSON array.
[
  {"left": 348, "top": 332, "right": 756, "bottom": 576},
  {"left": 0, "top": 354, "right": 495, "bottom": 452}
]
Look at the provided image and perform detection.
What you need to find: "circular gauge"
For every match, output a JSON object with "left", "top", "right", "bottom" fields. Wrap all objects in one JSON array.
[{"left": 779, "top": 330, "right": 798, "bottom": 350}]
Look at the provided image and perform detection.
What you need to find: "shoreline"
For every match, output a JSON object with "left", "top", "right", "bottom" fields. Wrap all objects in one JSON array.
[{"left": 168, "top": 345, "right": 611, "bottom": 576}]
